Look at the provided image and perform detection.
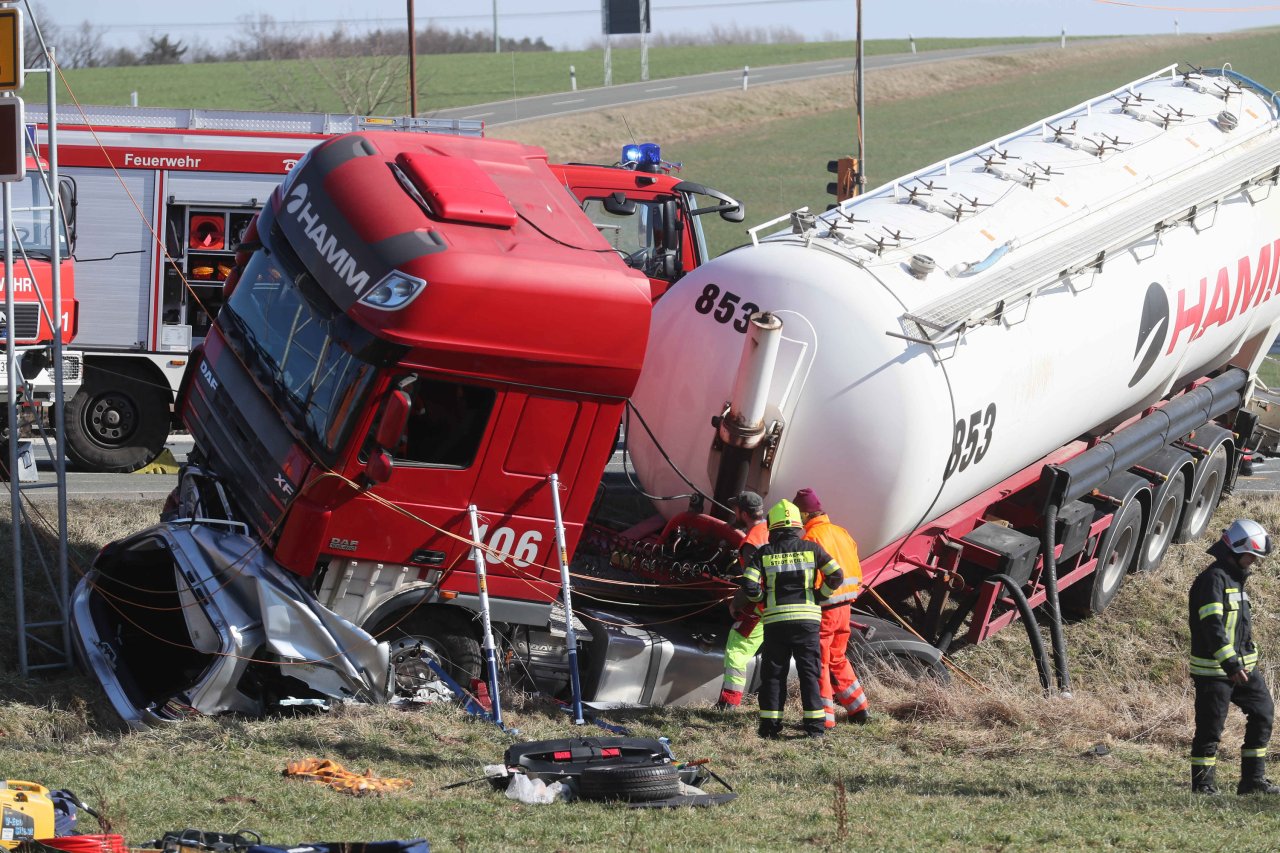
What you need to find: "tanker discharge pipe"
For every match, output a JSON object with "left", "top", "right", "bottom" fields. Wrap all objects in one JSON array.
[{"left": 711, "top": 312, "right": 783, "bottom": 517}]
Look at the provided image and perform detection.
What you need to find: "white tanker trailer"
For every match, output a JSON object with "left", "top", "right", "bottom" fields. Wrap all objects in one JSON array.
[{"left": 629, "top": 65, "right": 1280, "bottom": 685}]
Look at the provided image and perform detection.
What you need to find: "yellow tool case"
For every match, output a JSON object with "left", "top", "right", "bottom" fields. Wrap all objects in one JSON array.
[{"left": 1, "top": 781, "right": 54, "bottom": 850}]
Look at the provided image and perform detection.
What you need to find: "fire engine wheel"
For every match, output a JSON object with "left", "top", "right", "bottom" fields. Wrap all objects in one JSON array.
[
  {"left": 1065, "top": 496, "right": 1144, "bottom": 617},
  {"left": 577, "top": 763, "right": 681, "bottom": 802},
  {"left": 1174, "top": 445, "right": 1228, "bottom": 544},
  {"left": 1137, "top": 470, "right": 1186, "bottom": 573},
  {"left": 371, "top": 608, "right": 482, "bottom": 694},
  {"left": 64, "top": 364, "right": 172, "bottom": 473}
]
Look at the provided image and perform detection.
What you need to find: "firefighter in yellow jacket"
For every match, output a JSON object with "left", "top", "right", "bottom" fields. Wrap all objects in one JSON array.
[
  {"left": 742, "top": 499, "right": 844, "bottom": 739},
  {"left": 795, "top": 488, "right": 870, "bottom": 727}
]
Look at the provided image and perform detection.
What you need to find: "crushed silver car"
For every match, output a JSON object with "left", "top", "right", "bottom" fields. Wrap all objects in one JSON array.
[{"left": 70, "top": 519, "right": 391, "bottom": 729}]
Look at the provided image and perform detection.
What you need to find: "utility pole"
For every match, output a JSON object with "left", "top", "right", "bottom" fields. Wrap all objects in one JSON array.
[
  {"left": 855, "top": 0, "right": 864, "bottom": 189},
  {"left": 407, "top": 0, "right": 418, "bottom": 116},
  {"left": 493, "top": 1, "right": 500, "bottom": 53}
]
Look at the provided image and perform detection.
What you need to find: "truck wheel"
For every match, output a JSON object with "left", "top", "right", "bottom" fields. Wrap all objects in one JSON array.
[
  {"left": 1064, "top": 497, "right": 1144, "bottom": 616},
  {"left": 1137, "top": 470, "right": 1185, "bottom": 573},
  {"left": 371, "top": 608, "right": 482, "bottom": 694},
  {"left": 578, "top": 763, "right": 680, "bottom": 802},
  {"left": 64, "top": 364, "right": 171, "bottom": 473},
  {"left": 1174, "top": 445, "right": 1228, "bottom": 543}
]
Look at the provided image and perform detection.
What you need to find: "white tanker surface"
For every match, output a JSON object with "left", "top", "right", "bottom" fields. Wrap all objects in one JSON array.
[{"left": 630, "top": 65, "right": 1280, "bottom": 555}]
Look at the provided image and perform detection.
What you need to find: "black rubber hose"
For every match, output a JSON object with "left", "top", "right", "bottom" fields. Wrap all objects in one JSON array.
[
  {"left": 934, "top": 591, "right": 978, "bottom": 656},
  {"left": 986, "top": 573, "right": 1053, "bottom": 693},
  {"left": 1040, "top": 503, "right": 1073, "bottom": 696}
]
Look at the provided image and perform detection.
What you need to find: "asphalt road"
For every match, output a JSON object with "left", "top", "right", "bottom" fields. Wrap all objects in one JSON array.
[{"left": 431, "top": 41, "right": 1071, "bottom": 126}]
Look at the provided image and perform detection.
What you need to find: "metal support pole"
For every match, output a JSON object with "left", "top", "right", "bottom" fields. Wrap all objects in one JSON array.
[
  {"left": 407, "top": 0, "right": 418, "bottom": 117},
  {"left": 467, "top": 504, "right": 504, "bottom": 728},
  {"left": 856, "top": 0, "right": 864, "bottom": 186},
  {"left": 6, "top": 176, "right": 20, "bottom": 675},
  {"left": 47, "top": 46, "right": 68, "bottom": 659},
  {"left": 639, "top": 0, "right": 649, "bottom": 83},
  {"left": 548, "top": 473, "right": 585, "bottom": 725}
]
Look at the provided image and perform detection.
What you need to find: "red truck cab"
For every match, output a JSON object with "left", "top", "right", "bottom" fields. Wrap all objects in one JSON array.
[
  {"left": 549, "top": 142, "right": 742, "bottom": 300},
  {"left": 3, "top": 159, "right": 76, "bottom": 346}
]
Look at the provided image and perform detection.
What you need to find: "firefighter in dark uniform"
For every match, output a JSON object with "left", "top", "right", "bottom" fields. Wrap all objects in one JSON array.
[
  {"left": 742, "top": 499, "right": 844, "bottom": 740},
  {"left": 1189, "top": 518, "right": 1279, "bottom": 795}
]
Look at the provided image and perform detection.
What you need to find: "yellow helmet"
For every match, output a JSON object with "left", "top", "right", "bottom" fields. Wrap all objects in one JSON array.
[{"left": 767, "top": 499, "right": 801, "bottom": 530}]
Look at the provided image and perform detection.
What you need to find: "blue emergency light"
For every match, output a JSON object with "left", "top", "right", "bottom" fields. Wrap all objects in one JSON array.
[{"left": 622, "top": 142, "right": 661, "bottom": 166}]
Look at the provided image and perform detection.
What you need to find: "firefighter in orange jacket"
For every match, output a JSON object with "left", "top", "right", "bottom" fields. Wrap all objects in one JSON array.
[
  {"left": 795, "top": 488, "right": 870, "bottom": 727},
  {"left": 716, "top": 490, "right": 770, "bottom": 710}
]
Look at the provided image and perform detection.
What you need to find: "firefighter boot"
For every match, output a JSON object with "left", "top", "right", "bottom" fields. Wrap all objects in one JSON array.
[
  {"left": 1191, "top": 763, "right": 1220, "bottom": 795},
  {"left": 1237, "top": 757, "right": 1280, "bottom": 795},
  {"left": 757, "top": 722, "right": 782, "bottom": 740}
]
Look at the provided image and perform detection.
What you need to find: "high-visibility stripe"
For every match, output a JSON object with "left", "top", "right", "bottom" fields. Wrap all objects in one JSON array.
[
  {"left": 803, "top": 709, "right": 826, "bottom": 720},
  {"left": 1243, "top": 747, "right": 1268, "bottom": 758},
  {"left": 1190, "top": 755, "right": 1218, "bottom": 766},
  {"left": 1213, "top": 643, "right": 1236, "bottom": 662},
  {"left": 759, "top": 710, "right": 783, "bottom": 720},
  {"left": 761, "top": 608, "right": 822, "bottom": 624},
  {"left": 1199, "top": 602, "right": 1224, "bottom": 619}
]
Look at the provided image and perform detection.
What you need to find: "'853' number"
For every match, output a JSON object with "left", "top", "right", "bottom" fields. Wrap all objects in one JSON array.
[
  {"left": 943, "top": 403, "right": 997, "bottom": 481},
  {"left": 694, "top": 283, "right": 759, "bottom": 333}
]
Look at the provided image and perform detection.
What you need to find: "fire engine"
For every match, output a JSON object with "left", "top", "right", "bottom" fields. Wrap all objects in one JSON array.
[
  {"left": 27, "top": 104, "right": 738, "bottom": 472},
  {"left": 70, "top": 66, "right": 1280, "bottom": 726}
]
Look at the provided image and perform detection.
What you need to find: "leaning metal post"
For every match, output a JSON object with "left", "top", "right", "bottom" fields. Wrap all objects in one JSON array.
[
  {"left": 467, "top": 504, "right": 505, "bottom": 728},
  {"left": 548, "top": 472, "right": 585, "bottom": 725}
]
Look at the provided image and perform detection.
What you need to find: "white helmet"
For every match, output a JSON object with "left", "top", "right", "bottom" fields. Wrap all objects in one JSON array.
[{"left": 1221, "top": 518, "right": 1273, "bottom": 558}]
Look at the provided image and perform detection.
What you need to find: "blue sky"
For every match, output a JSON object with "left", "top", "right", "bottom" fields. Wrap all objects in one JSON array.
[{"left": 48, "top": 1, "right": 1280, "bottom": 53}]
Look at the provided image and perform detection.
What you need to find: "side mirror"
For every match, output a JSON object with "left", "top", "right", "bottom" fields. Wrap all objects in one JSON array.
[
  {"left": 57, "top": 176, "right": 77, "bottom": 251},
  {"left": 602, "top": 191, "right": 636, "bottom": 215},
  {"left": 364, "top": 449, "right": 394, "bottom": 485},
  {"left": 375, "top": 388, "right": 412, "bottom": 450}
]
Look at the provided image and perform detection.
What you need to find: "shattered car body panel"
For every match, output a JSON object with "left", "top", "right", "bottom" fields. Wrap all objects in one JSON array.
[{"left": 70, "top": 520, "right": 391, "bottom": 729}]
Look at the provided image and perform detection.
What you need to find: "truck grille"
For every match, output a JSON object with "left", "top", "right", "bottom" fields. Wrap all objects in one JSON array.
[{"left": 9, "top": 304, "right": 39, "bottom": 341}]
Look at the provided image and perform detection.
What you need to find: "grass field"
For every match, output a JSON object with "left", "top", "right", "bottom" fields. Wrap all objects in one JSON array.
[
  {"left": 7, "top": 31, "right": 1280, "bottom": 853},
  {"left": 29, "top": 37, "right": 1051, "bottom": 114}
]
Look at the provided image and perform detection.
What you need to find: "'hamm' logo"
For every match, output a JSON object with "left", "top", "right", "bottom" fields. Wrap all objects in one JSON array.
[
  {"left": 1129, "top": 282, "right": 1169, "bottom": 388},
  {"left": 286, "top": 182, "right": 308, "bottom": 214},
  {"left": 282, "top": 182, "right": 370, "bottom": 295}
]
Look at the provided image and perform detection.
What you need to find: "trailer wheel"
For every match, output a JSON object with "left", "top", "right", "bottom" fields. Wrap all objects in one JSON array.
[
  {"left": 1174, "top": 444, "right": 1228, "bottom": 544},
  {"left": 1137, "top": 470, "right": 1185, "bottom": 573},
  {"left": 370, "top": 608, "right": 482, "bottom": 693},
  {"left": 578, "top": 763, "right": 680, "bottom": 802},
  {"left": 1065, "top": 497, "right": 1144, "bottom": 616},
  {"left": 64, "top": 364, "right": 171, "bottom": 473}
]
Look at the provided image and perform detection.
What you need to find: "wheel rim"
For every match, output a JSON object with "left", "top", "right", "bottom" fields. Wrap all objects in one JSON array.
[
  {"left": 1099, "top": 516, "right": 1137, "bottom": 598},
  {"left": 1144, "top": 487, "right": 1181, "bottom": 566},
  {"left": 1185, "top": 467, "right": 1223, "bottom": 538},
  {"left": 387, "top": 635, "right": 452, "bottom": 692},
  {"left": 83, "top": 391, "right": 139, "bottom": 447}
]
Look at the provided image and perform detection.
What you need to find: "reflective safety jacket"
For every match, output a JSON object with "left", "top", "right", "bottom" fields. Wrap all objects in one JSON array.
[
  {"left": 802, "top": 513, "right": 863, "bottom": 608},
  {"left": 742, "top": 527, "right": 843, "bottom": 625},
  {"left": 1188, "top": 558, "right": 1258, "bottom": 678}
]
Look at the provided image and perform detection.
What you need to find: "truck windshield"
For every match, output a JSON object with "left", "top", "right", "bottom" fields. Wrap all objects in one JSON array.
[
  {"left": 220, "top": 227, "right": 390, "bottom": 460},
  {"left": 3, "top": 173, "right": 69, "bottom": 258}
]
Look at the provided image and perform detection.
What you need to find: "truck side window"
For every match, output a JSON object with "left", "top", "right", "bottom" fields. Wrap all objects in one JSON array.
[
  {"left": 397, "top": 379, "right": 496, "bottom": 468},
  {"left": 581, "top": 198, "right": 664, "bottom": 279}
]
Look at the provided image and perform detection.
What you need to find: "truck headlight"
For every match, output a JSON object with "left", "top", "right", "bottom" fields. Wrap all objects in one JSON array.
[{"left": 360, "top": 271, "right": 427, "bottom": 311}]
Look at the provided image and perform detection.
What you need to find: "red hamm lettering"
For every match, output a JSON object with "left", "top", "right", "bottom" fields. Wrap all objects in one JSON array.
[
  {"left": 1230, "top": 244, "right": 1270, "bottom": 321},
  {"left": 1196, "top": 266, "right": 1232, "bottom": 339},
  {"left": 1258, "top": 237, "right": 1280, "bottom": 308},
  {"left": 1168, "top": 277, "right": 1207, "bottom": 354}
]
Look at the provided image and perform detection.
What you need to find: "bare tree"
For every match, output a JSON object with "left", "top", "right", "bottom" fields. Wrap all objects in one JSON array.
[
  {"left": 248, "top": 23, "right": 408, "bottom": 115},
  {"left": 22, "top": 0, "right": 56, "bottom": 68},
  {"left": 62, "top": 21, "right": 107, "bottom": 69}
]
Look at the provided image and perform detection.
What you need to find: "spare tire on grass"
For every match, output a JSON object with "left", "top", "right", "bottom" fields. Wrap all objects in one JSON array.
[{"left": 577, "top": 763, "right": 680, "bottom": 802}]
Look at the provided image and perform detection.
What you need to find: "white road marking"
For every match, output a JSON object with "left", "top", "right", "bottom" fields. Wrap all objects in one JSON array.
[
  {"left": 645, "top": 85, "right": 678, "bottom": 92},
  {"left": 463, "top": 112, "right": 494, "bottom": 119},
  {"left": 552, "top": 98, "right": 585, "bottom": 105}
]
